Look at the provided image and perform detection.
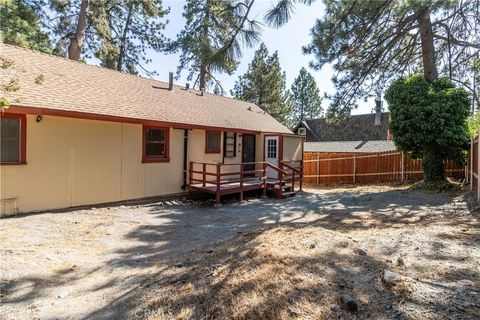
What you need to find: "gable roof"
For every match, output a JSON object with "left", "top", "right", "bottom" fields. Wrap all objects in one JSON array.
[
  {"left": 296, "top": 113, "right": 389, "bottom": 142},
  {"left": 0, "top": 44, "right": 291, "bottom": 134},
  {"left": 304, "top": 140, "right": 396, "bottom": 153}
]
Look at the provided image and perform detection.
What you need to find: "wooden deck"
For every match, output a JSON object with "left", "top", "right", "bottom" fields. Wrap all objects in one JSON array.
[
  {"left": 189, "top": 161, "right": 303, "bottom": 205},
  {"left": 190, "top": 179, "right": 264, "bottom": 195}
]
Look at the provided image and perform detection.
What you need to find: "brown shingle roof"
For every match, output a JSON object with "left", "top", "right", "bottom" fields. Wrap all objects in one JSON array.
[{"left": 0, "top": 44, "right": 291, "bottom": 134}]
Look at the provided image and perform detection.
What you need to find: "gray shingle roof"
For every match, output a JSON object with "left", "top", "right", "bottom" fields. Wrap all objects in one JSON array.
[
  {"left": 304, "top": 140, "right": 396, "bottom": 153},
  {"left": 298, "top": 113, "right": 389, "bottom": 142}
]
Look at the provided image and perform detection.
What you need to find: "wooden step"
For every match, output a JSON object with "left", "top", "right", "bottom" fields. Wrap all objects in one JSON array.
[{"left": 281, "top": 191, "right": 297, "bottom": 198}]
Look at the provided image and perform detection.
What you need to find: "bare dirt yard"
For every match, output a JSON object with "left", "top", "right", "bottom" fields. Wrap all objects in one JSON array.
[{"left": 1, "top": 185, "right": 479, "bottom": 320}]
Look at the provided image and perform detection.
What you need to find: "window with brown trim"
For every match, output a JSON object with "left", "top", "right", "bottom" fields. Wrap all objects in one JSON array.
[
  {"left": 143, "top": 126, "right": 169, "bottom": 162},
  {"left": 205, "top": 131, "right": 221, "bottom": 153},
  {"left": 223, "top": 132, "right": 236, "bottom": 157},
  {"left": 0, "top": 114, "right": 26, "bottom": 164}
]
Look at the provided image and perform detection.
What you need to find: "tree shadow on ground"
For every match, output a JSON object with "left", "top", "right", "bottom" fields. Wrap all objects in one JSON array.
[{"left": 2, "top": 188, "right": 479, "bottom": 319}]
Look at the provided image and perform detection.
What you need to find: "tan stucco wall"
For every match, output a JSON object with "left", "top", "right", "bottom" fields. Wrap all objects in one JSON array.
[
  {"left": 0, "top": 115, "right": 185, "bottom": 213},
  {"left": 0, "top": 115, "right": 297, "bottom": 214},
  {"left": 283, "top": 135, "right": 304, "bottom": 162}
]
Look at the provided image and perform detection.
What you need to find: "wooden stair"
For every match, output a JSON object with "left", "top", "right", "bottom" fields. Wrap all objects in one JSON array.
[{"left": 267, "top": 180, "right": 297, "bottom": 199}]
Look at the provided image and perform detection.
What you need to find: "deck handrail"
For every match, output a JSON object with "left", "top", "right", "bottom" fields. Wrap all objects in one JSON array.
[
  {"left": 279, "top": 160, "right": 303, "bottom": 191},
  {"left": 189, "top": 160, "right": 302, "bottom": 204}
]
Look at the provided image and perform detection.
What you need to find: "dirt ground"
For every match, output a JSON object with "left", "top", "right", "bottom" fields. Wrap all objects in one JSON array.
[{"left": 1, "top": 185, "right": 479, "bottom": 320}]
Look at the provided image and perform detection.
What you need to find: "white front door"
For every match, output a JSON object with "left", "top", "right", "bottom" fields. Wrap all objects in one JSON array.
[{"left": 265, "top": 136, "right": 279, "bottom": 179}]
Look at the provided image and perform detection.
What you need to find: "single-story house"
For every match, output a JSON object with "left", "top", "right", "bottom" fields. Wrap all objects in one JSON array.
[{"left": 0, "top": 44, "right": 303, "bottom": 214}]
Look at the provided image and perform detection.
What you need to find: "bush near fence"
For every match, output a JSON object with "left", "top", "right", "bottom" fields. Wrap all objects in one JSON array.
[{"left": 303, "top": 151, "right": 465, "bottom": 185}]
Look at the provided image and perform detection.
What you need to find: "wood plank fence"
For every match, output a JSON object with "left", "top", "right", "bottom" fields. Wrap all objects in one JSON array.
[
  {"left": 303, "top": 151, "right": 465, "bottom": 185},
  {"left": 468, "top": 136, "right": 479, "bottom": 201}
]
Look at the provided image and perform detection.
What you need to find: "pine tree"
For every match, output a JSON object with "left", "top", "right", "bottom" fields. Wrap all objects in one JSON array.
[
  {"left": 265, "top": 0, "right": 480, "bottom": 117},
  {"left": 0, "top": 0, "right": 51, "bottom": 53},
  {"left": 231, "top": 43, "right": 293, "bottom": 126},
  {"left": 44, "top": 0, "right": 168, "bottom": 75},
  {"left": 169, "top": 0, "right": 261, "bottom": 90},
  {"left": 290, "top": 67, "right": 322, "bottom": 123}
]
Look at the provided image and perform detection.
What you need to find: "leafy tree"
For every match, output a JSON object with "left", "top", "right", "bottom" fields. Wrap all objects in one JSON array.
[
  {"left": 290, "top": 67, "right": 322, "bottom": 123},
  {"left": 467, "top": 112, "right": 480, "bottom": 138},
  {"left": 231, "top": 43, "right": 293, "bottom": 126},
  {"left": 0, "top": 0, "right": 51, "bottom": 52},
  {"left": 44, "top": 0, "right": 169, "bottom": 74},
  {"left": 265, "top": 0, "right": 479, "bottom": 117},
  {"left": 169, "top": 0, "right": 261, "bottom": 90},
  {"left": 385, "top": 75, "right": 470, "bottom": 182}
]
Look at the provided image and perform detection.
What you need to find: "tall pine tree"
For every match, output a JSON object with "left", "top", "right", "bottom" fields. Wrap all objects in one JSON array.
[
  {"left": 0, "top": 0, "right": 51, "bottom": 53},
  {"left": 42, "top": 0, "right": 169, "bottom": 75},
  {"left": 169, "top": 0, "right": 261, "bottom": 91},
  {"left": 265, "top": 0, "right": 480, "bottom": 117},
  {"left": 231, "top": 43, "right": 293, "bottom": 126},
  {"left": 290, "top": 67, "right": 322, "bottom": 123}
]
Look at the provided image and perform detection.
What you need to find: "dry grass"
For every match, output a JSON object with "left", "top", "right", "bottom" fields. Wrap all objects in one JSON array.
[{"left": 141, "top": 227, "right": 421, "bottom": 320}]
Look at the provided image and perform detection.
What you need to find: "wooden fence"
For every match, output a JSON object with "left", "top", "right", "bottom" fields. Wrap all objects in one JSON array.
[
  {"left": 303, "top": 151, "right": 465, "bottom": 185},
  {"left": 468, "top": 136, "right": 479, "bottom": 201}
]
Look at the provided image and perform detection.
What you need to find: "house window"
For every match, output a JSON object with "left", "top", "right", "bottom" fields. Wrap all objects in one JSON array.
[
  {"left": 267, "top": 138, "right": 277, "bottom": 158},
  {"left": 223, "top": 132, "right": 236, "bottom": 157},
  {"left": 0, "top": 114, "right": 26, "bottom": 164},
  {"left": 206, "top": 131, "right": 220, "bottom": 153},
  {"left": 143, "top": 126, "right": 169, "bottom": 162}
]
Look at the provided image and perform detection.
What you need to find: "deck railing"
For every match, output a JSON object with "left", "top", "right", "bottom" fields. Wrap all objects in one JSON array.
[
  {"left": 189, "top": 160, "right": 303, "bottom": 204},
  {"left": 279, "top": 160, "right": 303, "bottom": 192}
]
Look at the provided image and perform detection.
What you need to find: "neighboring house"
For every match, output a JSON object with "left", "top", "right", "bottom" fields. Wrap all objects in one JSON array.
[
  {"left": 0, "top": 44, "right": 303, "bottom": 214},
  {"left": 293, "top": 101, "right": 395, "bottom": 153}
]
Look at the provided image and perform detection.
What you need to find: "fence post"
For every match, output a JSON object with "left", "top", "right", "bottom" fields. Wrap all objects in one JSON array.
[
  {"left": 471, "top": 138, "right": 474, "bottom": 190},
  {"left": 401, "top": 152, "right": 405, "bottom": 182},
  {"left": 316, "top": 153, "right": 320, "bottom": 185},
  {"left": 353, "top": 153, "right": 356, "bottom": 184},
  {"left": 477, "top": 138, "right": 480, "bottom": 201}
]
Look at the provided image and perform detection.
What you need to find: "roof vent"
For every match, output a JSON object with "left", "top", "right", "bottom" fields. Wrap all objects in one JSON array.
[
  {"left": 248, "top": 106, "right": 252, "bottom": 111},
  {"left": 168, "top": 72, "right": 173, "bottom": 91},
  {"left": 298, "top": 127, "right": 307, "bottom": 136},
  {"left": 185, "top": 83, "right": 190, "bottom": 90},
  {"left": 200, "top": 88, "right": 205, "bottom": 96}
]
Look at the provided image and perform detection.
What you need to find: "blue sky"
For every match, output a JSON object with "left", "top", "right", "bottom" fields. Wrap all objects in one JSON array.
[{"left": 149, "top": 0, "right": 376, "bottom": 115}]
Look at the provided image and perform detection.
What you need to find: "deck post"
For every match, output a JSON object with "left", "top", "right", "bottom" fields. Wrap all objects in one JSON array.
[
  {"left": 240, "top": 163, "right": 244, "bottom": 201},
  {"left": 189, "top": 161, "right": 193, "bottom": 186},
  {"left": 202, "top": 163, "right": 207, "bottom": 187},
  {"left": 216, "top": 164, "right": 221, "bottom": 206},
  {"left": 300, "top": 161, "right": 303, "bottom": 191},
  {"left": 292, "top": 170, "right": 295, "bottom": 191},
  {"left": 262, "top": 162, "right": 267, "bottom": 197}
]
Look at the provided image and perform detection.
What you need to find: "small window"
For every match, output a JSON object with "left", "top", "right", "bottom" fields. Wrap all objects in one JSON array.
[
  {"left": 223, "top": 132, "right": 236, "bottom": 157},
  {"left": 267, "top": 139, "right": 277, "bottom": 159},
  {"left": 143, "top": 126, "right": 169, "bottom": 162},
  {"left": 1, "top": 114, "right": 26, "bottom": 164},
  {"left": 206, "top": 131, "right": 220, "bottom": 153}
]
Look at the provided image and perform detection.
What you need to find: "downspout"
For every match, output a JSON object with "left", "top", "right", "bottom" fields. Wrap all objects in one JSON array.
[{"left": 181, "top": 129, "right": 189, "bottom": 190}]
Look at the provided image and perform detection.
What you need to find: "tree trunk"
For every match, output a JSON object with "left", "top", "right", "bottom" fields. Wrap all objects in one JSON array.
[
  {"left": 423, "top": 146, "right": 445, "bottom": 182},
  {"left": 117, "top": 3, "right": 134, "bottom": 72},
  {"left": 199, "top": 1, "right": 210, "bottom": 90},
  {"left": 416, "top": 7, "right": 438, "bottom": 82},
  {"left": 68, "top": 0, "right": 89, "bottom": 61},
  {"left": 199, "top": 64, "right": 207, "bottom": 90}
]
